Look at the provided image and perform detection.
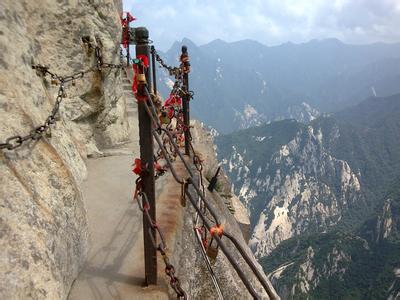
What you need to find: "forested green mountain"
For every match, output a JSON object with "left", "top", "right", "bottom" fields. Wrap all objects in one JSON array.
[{"left": 216, "top": 94, "right": 400, "bottom": 298}]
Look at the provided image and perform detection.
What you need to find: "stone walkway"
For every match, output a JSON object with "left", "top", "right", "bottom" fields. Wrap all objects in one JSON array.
[
  {"left": 68, "top": 153, "right": 170, "bottom": 300},
  {"left": 68, "top": 70, "right": 171, "bottom": 300}
]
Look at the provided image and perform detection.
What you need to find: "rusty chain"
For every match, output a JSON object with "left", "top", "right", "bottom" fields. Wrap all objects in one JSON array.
[
  {"left": 0, "top": 47, "right": 123, "bottom": 151},
  {"left": 151, "top": 47, "right": 181, "bottom": 78},
  {"left": 134, "top": 186, "right": 187, "bottom": 299},
  {"left": 149, "top": 48, "right": 194, "bottom": 101}
]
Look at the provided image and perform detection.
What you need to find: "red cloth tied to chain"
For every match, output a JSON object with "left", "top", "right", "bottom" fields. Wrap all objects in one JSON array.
[
  {"left": 132, "top": 158, "right": 165, "bottom": 176},
  {"left": 125, "top": 12, "right": 136, "bottom": 23},
  {"left": 132, "top": 158, "right": 142, "bottom": 175},
  {"left": 121, "top": 12, "right": 136, "bottom": 48},
  {"left": 132, "top": 55, "right": 149, "bottom": 101},
  {"left": 210, "top": 225, "right": 224, "bottom": 237},
  {"left": 163, "top": 94, "right": 182, "bottom": 118},
  {"left": 164, "top": 94, "right": 182, "bottom": 107}
]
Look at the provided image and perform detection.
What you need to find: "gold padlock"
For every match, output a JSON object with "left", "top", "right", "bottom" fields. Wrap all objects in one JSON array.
[
  {"left": 136, "top": 73, "right": 146, "bottom": 84},
  {"left": 51, "top": 77, "right": 59, "bottom": 85}
]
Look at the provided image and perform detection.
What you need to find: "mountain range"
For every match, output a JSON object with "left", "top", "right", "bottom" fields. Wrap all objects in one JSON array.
[
  {"left": 156, "top": 38, "right": 400, "bottom": 133},
  {"left": 216, "top": 94, "right": 400, "bottom": 298}
]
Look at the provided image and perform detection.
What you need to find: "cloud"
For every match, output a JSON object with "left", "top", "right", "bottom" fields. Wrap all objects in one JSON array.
[{"left": 123, "top": 0, "right": 400, "bottom": 50}]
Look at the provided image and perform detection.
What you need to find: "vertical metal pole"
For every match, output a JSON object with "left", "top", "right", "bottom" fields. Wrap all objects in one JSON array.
[
  {"left": 151, "top": 46, "right": 157, "bottom": 95},
  {"left": 181, "top": 45, "right": 190, "bottom": 156},
  {"left": 126, "top": 17, "right": 130, "bottom": 66},
  {"left": 127, "top": 42, "right": 130, "bottom": 66},
  {"left": 134, "top": 27, "right": 157, "bottom": 285}
]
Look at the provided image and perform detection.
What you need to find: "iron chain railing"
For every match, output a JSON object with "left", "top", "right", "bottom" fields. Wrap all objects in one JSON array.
[
  {"left": 151, "top": 47, "right": 181, "bottom": 78},
  {"left": 132, "top": 44, "right": 279, "bottom": 298},
  {"left": 134, "top": 188, "right": 187, "bottom": 299},
  {"left": 0, "top": 47, "right": 122, "bottom": 151},
  {"left": 138, "top": 84, "right": 275, "bottom": 298}
]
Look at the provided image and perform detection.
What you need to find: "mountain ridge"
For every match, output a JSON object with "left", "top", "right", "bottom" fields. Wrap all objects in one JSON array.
[
  {"left": 216, "top": 93, "right": 400, "bottom": 298},
  {"left": 156, "top": 38, "right": 400, "bottom": 133}
]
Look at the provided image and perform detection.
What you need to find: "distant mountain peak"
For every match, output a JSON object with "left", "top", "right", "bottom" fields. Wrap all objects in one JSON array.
[
  {"left": 204, "top": 38, "right": 228, "bottom": 46},
  {"left": 307, "top": 37, "right": 344, "bottom": 45},
  {"left": 180, "top": 37, "right": 197, "bottom": 47}
]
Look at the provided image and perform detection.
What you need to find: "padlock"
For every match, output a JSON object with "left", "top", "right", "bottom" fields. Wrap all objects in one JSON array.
[
  {"left": 180, "top": 194, "right": 186, "bottom": 207},
  {"left": 136, "top": 73, "right": 146, "bottom": 84},
  {"left": 51, "top": 77, "right": 59, "bottom": 85},
  {"left": 160, "top": 111, "right": 171, "bottom": 125},
  {"left": 45, "top": 126, "right": 52, "bottom": 138},
  {"left": 206, "top": 243, "right": 219, "bottom": 260},
  {"left": 71, "top": 80, "right": 76, "bottom": 87},
  {"left": 62, "top": 91, "right": 67, "bottom": 98},
  {"left": 180, "top": 181, "right": 187, "bottom": 207}
]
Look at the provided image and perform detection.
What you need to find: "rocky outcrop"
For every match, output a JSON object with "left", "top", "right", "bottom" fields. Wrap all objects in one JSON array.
[
  {"left": 376, "top": 199, "right": 394, "bottom": 242},
  {"left": 0, "top": 0, "right": 127, "bottom": 298},
  {"left": 219, "top": 122, "right": 363, "bottom": 258}
]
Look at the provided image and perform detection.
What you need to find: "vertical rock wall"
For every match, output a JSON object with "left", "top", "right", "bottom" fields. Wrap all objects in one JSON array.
[{"left": 0, "top": 0, "right": 126, "bottom": 298}]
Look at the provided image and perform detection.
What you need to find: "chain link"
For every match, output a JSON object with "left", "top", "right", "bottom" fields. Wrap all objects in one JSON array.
[
  {"left": 1, "top": 47, "right": 123, "bottom": 151},
  {"left": 149, "top": 47, "right": 194, "bottom": 101},
  {"left": 151, "top": 47, "right": 181, "bottom": 78},
  {"left": 135, "top": 189, "right": 187, "bottom": 299}
]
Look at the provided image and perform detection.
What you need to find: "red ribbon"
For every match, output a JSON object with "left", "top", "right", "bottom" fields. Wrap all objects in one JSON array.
[
  {"left": 132, "top": 158, "right": 142, "bottom": 175},
  {"left": 210, "top": 225, "right": 224, "bottom": 237},
  {"left": 162, "top": 94, "right": 182, "bottom": 118},
  {"left": 132, "top": 158, "right": 165, "bottom": 176},
  {"left": 121, "top": 12, "right": 136, "bottom": 48},
  {"left": 126, "top": 12, "right": 136, "bottom": 23},
  {"left": 164, "top": 94, "right": 182, "bottom": 107}
]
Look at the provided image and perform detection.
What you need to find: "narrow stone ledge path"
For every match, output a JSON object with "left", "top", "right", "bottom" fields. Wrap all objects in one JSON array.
[
  {"left": 68, "top": 70, "right": 174, "bottom": 299},
  {"left": 68, "top": 153, "right": 171, "bottom": 300}
]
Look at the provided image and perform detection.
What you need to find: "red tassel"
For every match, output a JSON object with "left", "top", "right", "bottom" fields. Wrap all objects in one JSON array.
[
  {"left": 132, "top": 158, "right": 142, "bottom": 175},
  {"left": 126, "top": 12, "right": 136, "bottom": 23},
  {"left": 120, "top": 12, "right": 136, "bottom": 48}
]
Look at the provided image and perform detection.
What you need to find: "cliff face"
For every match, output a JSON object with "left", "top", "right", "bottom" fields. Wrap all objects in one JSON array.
[
  {"left": 0, "top": 1, "right": 127, "bottom": 298},
  {"left": 248, "top": 125, "right": 362, "bottom": 257},
  {"left": 217, "top": 120, "right": 364, "bottom": 258}
]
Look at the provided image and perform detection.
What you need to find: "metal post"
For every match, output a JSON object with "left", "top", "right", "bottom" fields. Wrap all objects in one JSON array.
[
  {"left": 127, "top": 42, "right": 130, "bottom": 66},
  {"left": 124, "top": 15, "right": 131, "bottom": 67},
  {"left": 181, "top": 45, "right": 191, "bottom": 156},
  {"left": 134, "top": 27, "right": 157, "bottom": 285},
  {"left": 151, "top": 46, "right": 157, "bottom": 95}
]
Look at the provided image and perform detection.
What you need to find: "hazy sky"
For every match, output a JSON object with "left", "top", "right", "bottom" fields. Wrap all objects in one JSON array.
[{"left": 123, "top": 0, "right": 400, "bottom": 50}]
